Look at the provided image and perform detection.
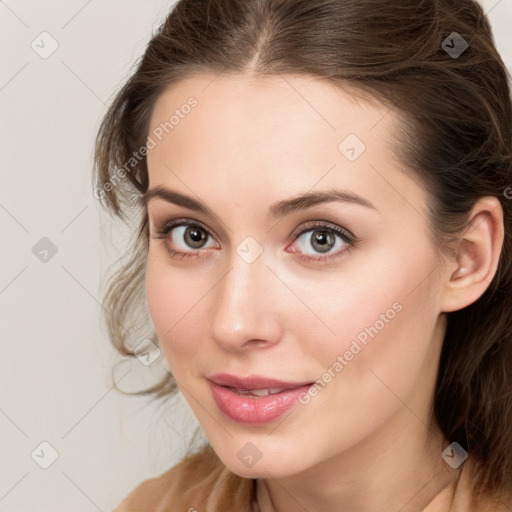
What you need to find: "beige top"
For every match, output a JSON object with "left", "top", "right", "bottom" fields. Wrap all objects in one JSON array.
[{"left": 114, "top": 445, "right": 511, "bottom": 512}]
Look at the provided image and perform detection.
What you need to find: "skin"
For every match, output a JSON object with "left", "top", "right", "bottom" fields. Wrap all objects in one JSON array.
[{"left": 144, "top": 73, "right": 504, "bottom": 512}]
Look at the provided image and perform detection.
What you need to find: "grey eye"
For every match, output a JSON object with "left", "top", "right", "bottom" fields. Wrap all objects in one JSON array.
[{"left": 295, "top": 228, "right": 348, "bottom": 255}]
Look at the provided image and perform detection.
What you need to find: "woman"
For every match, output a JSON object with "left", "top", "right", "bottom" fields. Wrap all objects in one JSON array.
[{"left": 93, "top": 0, "right": 512, "bottom": 510}]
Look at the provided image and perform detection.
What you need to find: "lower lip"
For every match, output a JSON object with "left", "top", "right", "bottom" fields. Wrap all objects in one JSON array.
[{"left": 208, "top": 381, "right": 312, "bottom": 425}]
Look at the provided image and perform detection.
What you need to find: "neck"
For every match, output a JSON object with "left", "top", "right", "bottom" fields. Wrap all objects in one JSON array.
[{"left": 256, "top": 414, "right": 460, "bottom": 512}]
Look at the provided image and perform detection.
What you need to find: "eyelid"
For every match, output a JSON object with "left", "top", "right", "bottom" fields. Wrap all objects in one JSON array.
[
  {"left": 152, "top": 217, "right": 221, "bottom": 243},
  {"left": 148, "top": 204, "right": 229, "bottom": 241},
  {"left": 289, "top": 220, "right": 355, "bottom": 242}
]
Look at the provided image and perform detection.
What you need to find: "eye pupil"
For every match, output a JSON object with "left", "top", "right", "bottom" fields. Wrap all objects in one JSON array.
[
  {"left": 185, "top": 226, "right": 207, "bottom": 248},
  {"left": 311, "top": 230, "right": 335, "bottom": 253}
]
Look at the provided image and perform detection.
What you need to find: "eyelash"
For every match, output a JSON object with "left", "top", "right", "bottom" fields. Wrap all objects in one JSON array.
[{"left": 151, "top": 218, "right": 356, "bottom": 263}]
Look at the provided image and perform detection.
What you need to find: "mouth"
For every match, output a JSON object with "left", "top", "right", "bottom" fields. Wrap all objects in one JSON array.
[{"left": 207, "top": 373, "right": 315, "bottom": 425}]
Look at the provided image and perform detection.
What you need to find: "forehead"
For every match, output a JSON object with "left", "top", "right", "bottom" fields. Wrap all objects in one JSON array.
[
  {"left": 146, "top": 73, "right": 427, "bottom": 220},
  {"left": 149, "top": 73, "right": 391, "bottom": 147}
]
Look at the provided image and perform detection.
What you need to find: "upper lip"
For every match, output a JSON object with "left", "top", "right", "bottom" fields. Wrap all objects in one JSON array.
[{"left": 207, "top": 373, "right": 314, "bottom": 390}]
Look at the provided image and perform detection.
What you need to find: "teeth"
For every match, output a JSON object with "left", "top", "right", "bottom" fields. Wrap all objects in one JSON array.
[
  {"left": 232, "top": 387, "right": 286, "bottom": 396},
  {"left": 250, "top": 389, "right": 270, "bottom": 396}
]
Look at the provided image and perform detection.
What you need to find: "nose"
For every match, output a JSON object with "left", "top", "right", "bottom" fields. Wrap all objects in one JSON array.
[{"left": 208, "top": 250, "right": 284, "bottom": 352}]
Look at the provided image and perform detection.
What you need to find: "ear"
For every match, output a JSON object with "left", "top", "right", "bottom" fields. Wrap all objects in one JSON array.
[{"left": 440, "top": 196, "right": 504, "bottom": 313}]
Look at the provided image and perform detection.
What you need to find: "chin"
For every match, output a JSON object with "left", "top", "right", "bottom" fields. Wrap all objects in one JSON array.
[{"left": 214, "top": 444, "right": 306, "bottom": 480}]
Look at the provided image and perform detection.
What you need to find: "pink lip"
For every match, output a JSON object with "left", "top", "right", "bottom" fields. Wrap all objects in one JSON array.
[{"left": 207, "top": 373, "right": 314, "bottom": 425}]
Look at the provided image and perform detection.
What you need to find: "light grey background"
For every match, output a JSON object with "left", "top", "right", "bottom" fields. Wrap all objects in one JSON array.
[{"left": 1, "top": 1, "right": 511, "bottom": 510}]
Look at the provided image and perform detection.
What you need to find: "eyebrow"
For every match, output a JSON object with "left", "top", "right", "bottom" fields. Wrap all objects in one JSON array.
[{"left": 142, "top": 185, "right": 377, "bottom": 221}]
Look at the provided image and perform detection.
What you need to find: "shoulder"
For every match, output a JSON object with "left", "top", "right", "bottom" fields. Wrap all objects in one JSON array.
[{"left": 113, "top": 444, "right": 256, "bottom": 512}]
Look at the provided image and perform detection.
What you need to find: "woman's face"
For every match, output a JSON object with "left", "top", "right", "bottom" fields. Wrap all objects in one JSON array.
[{"left": 145, "top": 73, "right": 450, "bottom": 478}]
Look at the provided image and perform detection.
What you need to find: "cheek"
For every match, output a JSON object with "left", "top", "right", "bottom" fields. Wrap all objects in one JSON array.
[
  {"left": 145, "top": 256, "right": 173, "bottom": 336},
  {"left": 298, "top": 240, "right": 441, "bottom": 384},
  {"left": 284, "top": 245, "right": 442, "bottom": 449},
  {"left": 145, "top": 253, "right": 207, "bottom": 368}
]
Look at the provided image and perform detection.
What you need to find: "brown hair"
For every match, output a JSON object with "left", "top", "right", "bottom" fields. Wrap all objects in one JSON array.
[{"left": 93, "top": 0, "right": 512, "bottom": 504}]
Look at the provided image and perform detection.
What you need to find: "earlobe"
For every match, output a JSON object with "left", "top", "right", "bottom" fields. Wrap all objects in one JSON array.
[{"left": 440, "top": 197, "right": 504, "bottom": 313}]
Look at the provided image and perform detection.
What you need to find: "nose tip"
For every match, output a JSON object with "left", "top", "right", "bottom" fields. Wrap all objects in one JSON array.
[{"left": 208, "top": 258, "right": 283, "bottom": 352}]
